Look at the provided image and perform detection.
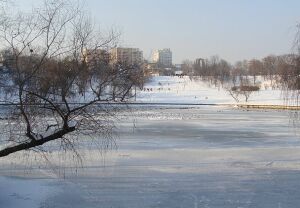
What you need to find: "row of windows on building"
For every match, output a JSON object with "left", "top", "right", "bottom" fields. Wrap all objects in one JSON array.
[{"left": 83, "top": 47, "right": 173, "bottom": 67}]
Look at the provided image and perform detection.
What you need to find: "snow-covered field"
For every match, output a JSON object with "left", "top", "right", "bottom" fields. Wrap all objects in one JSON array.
[
  {"left": 0, "top": 75, "right": 290, "bottom": 106},
  {"left": 136, "top": 76, "right": 286, "bottom": 105},
  {"left": 1, "top": 106, "right": 300, "bottom": 207}
]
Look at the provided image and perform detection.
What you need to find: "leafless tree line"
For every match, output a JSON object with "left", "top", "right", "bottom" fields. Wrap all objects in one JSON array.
[
  {"left": 188, "top": 54, "right": 297, "bottom": 85},
  {"left": 0, "top": 0, "right": 145, "bottom": 158},
  {"left": 183, "top": 51, "right": 300, "bottom": 102}
]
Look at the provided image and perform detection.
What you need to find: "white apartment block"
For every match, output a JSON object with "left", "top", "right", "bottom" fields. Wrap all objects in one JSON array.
[
  {"left": 82, "top": 48, "right": 110, "bottom": 65},
  {"left": 110, "top": 47, "right": 143, "bottom": 65},
  {"left": 152, "top": 48, "right": 172, "bottom": 67}
]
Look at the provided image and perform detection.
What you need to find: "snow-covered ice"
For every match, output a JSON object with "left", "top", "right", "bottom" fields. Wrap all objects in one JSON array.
[
  {"left": 0, "top": 176, "right": 58, "bottom": 208},
  {"left": 1, "top": 106, "right": 300, "bottom": 207}
]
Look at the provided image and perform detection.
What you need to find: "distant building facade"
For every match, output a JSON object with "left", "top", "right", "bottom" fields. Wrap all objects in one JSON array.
[
  {"left": 0, "top": 49, "right": 16, "bottom": 68},
  {"left": 110, "top": 47, "right": 143, "bottom": 65},
  {"left": 194, "top": 58, "right": 208, "bottom": 76},
  {"left": 194, "top": 58, "right": 206, "bottom": 68},
  {"left": 82, "top": 49, "right": 110, "bottom": 66},
  {"left": 152, "top": 48, "right": 172, "bottom": 67}
]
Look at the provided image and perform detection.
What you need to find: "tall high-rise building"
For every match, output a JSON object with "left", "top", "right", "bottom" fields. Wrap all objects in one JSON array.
[
  {"left": 152, "top": 48, "right": 172, "bottom": 67},
  {"left": 110, "top": 47, "right": 143, "bottom": 65}
]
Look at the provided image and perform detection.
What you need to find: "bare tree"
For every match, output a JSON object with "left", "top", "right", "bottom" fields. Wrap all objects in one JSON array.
[
  {"left": 0, "top": 0, "right": 145, "bottom": 158},
  {"left": 228, "top": 85, "right": 260, "bottom": 103},
  {"left": 248, "top": 59, "right": 264, "bottom": 84},
  {"left": 227, "top": 87, "right": 241, "bottom": 103},
  {"left": 181, "top": 59, "right": 194, "bottom": 76},
  {"left": 282, "top": 24, "right": 300, "bottom": 104},
  {"left": 227, "top": 77, "right": 260, "bottom": 103},
  {"left": 262, "top": 55, "right": 277, "bottom": 82}
]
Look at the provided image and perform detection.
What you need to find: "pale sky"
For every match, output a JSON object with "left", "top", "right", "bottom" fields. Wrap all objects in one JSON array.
[{"left": 13, "top": 0, "right": 300, "bottom": 64}]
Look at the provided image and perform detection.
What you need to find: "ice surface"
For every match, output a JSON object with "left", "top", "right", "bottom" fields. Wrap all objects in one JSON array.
[
  {"left": 1, "top": 106, "right": 300, "bottom": 207},
  {"left": 0, "top": 176, "right": 58, "bottom": 208}
]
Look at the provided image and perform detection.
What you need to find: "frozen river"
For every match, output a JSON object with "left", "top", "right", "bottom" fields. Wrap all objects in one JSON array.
[{"left": 1, "top": 106, "right": 300, "bottom": 208}]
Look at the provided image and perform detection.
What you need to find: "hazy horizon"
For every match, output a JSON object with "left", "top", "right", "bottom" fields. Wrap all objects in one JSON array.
[{"left": 14, "top": 0, "right": 300, "bottom": 64}]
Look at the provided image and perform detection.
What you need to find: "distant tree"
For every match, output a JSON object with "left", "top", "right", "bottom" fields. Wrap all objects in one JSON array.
[
  {"left": 217, "top": 59, "right": 231, "bottom": 84},
  {"left": 248, "top": 59, "right": 264, "bottom": 84},
  {"left": 231, "top": 60, "right": 248, "bottom": 86},
  {"left": 262, "top": 56, "right": 277, "bottom": 78},
  {"left": 284, "top": 23, "right": 300, "bottom": 100},
  {"left": 201, "top": 56, "right": 232, "bottom": 86},
  {"left": 181, "top": 59, "right": 194, "bottom": 75},
  {"left": 0, "top": 0, "right": 145, "bottom": 158}
]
